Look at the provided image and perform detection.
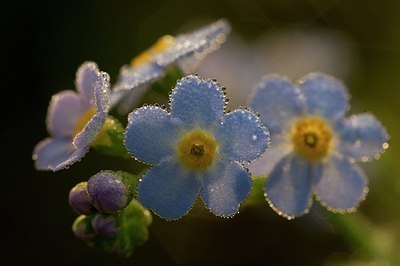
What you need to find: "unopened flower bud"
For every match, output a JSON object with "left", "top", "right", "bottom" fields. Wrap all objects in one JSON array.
[
  {"left": 72, "top": 215, "right": 95, "bottom": 243},
  {"left": 68, "top": 182, "right": 94, "bottom": 215},
  {"left": 87, "top": 171, "right": 134, "bottom": 214},
  {"left": 91, "top": 213, "right": 119, "bottom": 237}
]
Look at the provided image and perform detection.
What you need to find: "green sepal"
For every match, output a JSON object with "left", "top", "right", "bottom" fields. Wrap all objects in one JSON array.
[
  {"left": 72, "top": 214, "right": 96, "bottom": 244},
  {"left": 90, "top": 199, "right": 152, "bottom": 258},
  {"left": 245, "top": 175, "right": 267, "bottom": 206},
  {"left": 92, "top": 116, "right": 131, "bottom": 159},
  {"left": 116, "top": 170, "right": 140, "bottom": 200}
]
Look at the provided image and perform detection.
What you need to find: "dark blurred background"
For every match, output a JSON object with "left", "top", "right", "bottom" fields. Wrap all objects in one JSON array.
[{"left": 3, "top": 0, "right": 400, "bottom": 265}]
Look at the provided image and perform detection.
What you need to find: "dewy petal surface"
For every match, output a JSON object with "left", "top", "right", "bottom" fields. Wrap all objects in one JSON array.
[
  {"left": 75, "top": 61, "right": 100, "bottom": 101},
  {"left": 155, "top": 19, "right": 231, "bottom": 67},
  {"left": 337, "top": 113, "right": 389, "bottom": 161},
  {"left": 298, "top": 73, "right": 349, "bottom": 121},
  {"left": 138, "top": 158, "right": 201, "bottom": 220},
  {"left": 73, "top": 112, "right": 107, "bottom": 149},
  {"left": 73, "top": 71, "right": 111, "bottom": 149},
  {"left": 314, "top": 155, "right": 367, "bottom": 211},
  {"left": 112, "top": 63, "right": 165, "bottom": 95},
  {"left": 250, "top": 75, "right": 304, "bottom": 133},
  {"left": 47, "top": 90, "right": 87, "bottom": 137},
  {"left": 124, "top": 106, "right": 180, "bottom": 164},
  {"left": 33, "top": 137, "right": 88, "bottom": 171},
  {"left": 200, "top": 161, "right": 252, "bottom": 217},
  {"left": 265, "top": 154, "right": 313, "bottom": 218},
  {"left": 216, "top": 109, "right": 270, "bottom": 162},
  {"left": 94, "top": 71, "right": 111, "bottom": 113},
  {"left": 171, "top": 75, "right": 225, "bottom": 129}
]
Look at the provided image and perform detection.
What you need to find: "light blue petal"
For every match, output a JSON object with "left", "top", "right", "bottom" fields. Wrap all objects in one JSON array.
[
  {"left": 75, "top": 61, "right": 100, "bottom": 101},
  {"left": 110, "top": 85, "right": 148, "bottom": 115},
  {"left": 298, "top": 73, "right": 349, "bottom": 121},
  {"left": 265, "top": 154, "right": 313, "bottom": 219},
  {"left": 171, "top": 75, "right": 225, "bottom": 128},
  {"left": 249, "top": 74, "right": 304, "bottom": 133},
  {"left": 138, "top": 158, "right": 200, "bottom": 220},
  {"left": 124, "top": 106, "right": 180, "bottom": 164},
  {"left": 200, "top": 161, "right": 251, "bottom": 217},
  {"left": 32, "top": 137, "right": 88, "bottom": 171},
  {"left": 155, "top": 19, "right": 231, "bottom": 67},
  {"left": 94, "top": 71, "right": 111, "bottom": 113},
  {"left": 248, "top": 133, "right": 292, "bottom": 176},
  {"left": 314, "top": 155, "right": 368, "bottom": 211},
  {"left": 337, "top": 113, "right": 389, "bottom": 161},
  {"left": 47, "top": 90, "right": 87, "bottom": 137},
  {"left": 73, "top": 112, "right": 107, "bottom": 149},
  {"left": 216, "top": 109, "right": 270, "bottom": 162},
  {"left": 112, "top": 63, "right": 164, "bottom": 97}
]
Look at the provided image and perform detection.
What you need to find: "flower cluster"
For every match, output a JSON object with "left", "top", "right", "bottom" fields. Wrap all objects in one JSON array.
[
  {"left": 33, "top": 18, "right": 389, "bottom": 257},
  {"left": 248, "top": 73, "right": 389, "bottom": 219},
  {"left": 69, "top": 171, "right": 152, "bottom": 257}
]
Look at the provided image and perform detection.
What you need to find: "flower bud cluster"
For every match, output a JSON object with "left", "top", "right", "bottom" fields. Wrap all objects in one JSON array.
[{"left": 69, "top": 170, "right": 151, "bottom": 257}]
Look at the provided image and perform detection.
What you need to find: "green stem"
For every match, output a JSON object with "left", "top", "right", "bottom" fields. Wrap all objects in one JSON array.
[{"left": 325, "top": 208, "right": 399, "bottom": 264}]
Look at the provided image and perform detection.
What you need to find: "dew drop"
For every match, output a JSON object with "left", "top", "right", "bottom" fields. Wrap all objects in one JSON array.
[
  {"left": 252, "top": 134, "right": 257, "bottom": 141},
  {"left": 382, "top": 142, "right": 389, "bottom": 150}
]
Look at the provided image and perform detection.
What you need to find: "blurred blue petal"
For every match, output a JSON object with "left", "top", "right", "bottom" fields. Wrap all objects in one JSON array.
[
  {"left": 124, "top": 106, "right": 180, "bottom": 164},
  {"left": 250, "top": 74, "right": 304, "bottom": 133},
  {"left": 33, "top": 137, "right": 88, "bottom": 171},
  {"left": 138, "top": 158, "right": 200, "bottom": 220},
  {"left": 47, "top": 91, "right": 87, "bottom": 137},
  {"left": 216, "top": 109, "right": 270, "bottom": 161},
  {"left": 265, "top": 154, "right": 313, "bottom": 219},
  {"left": 298, "top": 73, "right": 349, "bottom": 121},
  {"left": 337, "top": 113, "right": 389, "bottom": 161},
  {"left": 248, "top": 133, "right": 292, "bottom": 176},
  {"left": 171, "top": 75, "right": 225, "bottom": 128},
  {"left": 314, "top": 155, "right": 367, "bottom": 211},
  {"left": 156, "top": 19, "right": 231, "bottom": 67},
  {"left": 75, "top": 61, "right": 100, "bottom": 101},
  {"left": 112, "top": 63, "right": 165, "bottom": 98},
  {"left": 200, "top": 161, "right": 251, "bottom": 217}
]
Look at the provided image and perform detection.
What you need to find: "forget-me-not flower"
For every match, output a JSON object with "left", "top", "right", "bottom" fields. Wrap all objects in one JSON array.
[
  {"left": 124, "top": 75, "right": 270, "bottom": 220},
  {"left": 32, "top": 61, "right": 111, "bottom": 171},
  {"left": 249, "top": 73, "right": 389, "bottom": 219},
  {"left": 110, "top": 19, "right": 231, "bottom": 114}
]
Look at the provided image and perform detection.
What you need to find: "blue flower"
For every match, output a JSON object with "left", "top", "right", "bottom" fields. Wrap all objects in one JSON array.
[
  {"left": 32, "top": 61, "right": 111, "bottom": 171},
  {"left": 110, "top": 19, "right": 231, "bottom": 113},
  {"left": 249, "top": 73, "right": 389, "bottom": 219},
  {"left": 124, "top": 75, "right": 270, "bottom": 220}
]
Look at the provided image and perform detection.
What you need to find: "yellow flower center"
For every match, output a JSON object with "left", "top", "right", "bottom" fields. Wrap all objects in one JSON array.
[
  {"left": 130, "top": 35, "right": 176, "bottom": 67},
  {"left": 177, "top": 130, "right": 218, "bottom": 171},
  {"left": 291, "top": 117, "right": 333, "bottom": 161}
]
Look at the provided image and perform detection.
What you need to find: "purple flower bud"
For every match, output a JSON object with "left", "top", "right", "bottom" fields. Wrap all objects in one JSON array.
[
  {"left": 91, "top": 213, "right": 119, "bottom": 237},
  {"left": 72, "top": 215, "right": 95, "bottom": 243},
  {"left": 87, "top": 171, "right": 129, "bottom": 214},
  {"left": 68, "top": 182, "right": 94, "bottom": 215}
]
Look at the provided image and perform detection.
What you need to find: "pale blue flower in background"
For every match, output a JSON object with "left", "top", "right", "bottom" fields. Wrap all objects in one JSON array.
[
  {"left": 249, "top": 73, "right": 389, "bottom": 219},
  {"left": 124, "top": 75, "right": 270, "bottom": 220},
  {"left": 32, "top": 61, "right": 111, "bottom": 171},
  {"left": 110, "top": 19, "right": 231, "bottom": 114},
  {"left": 197, "top": 27, "right": 357, "bottom": 109}
]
